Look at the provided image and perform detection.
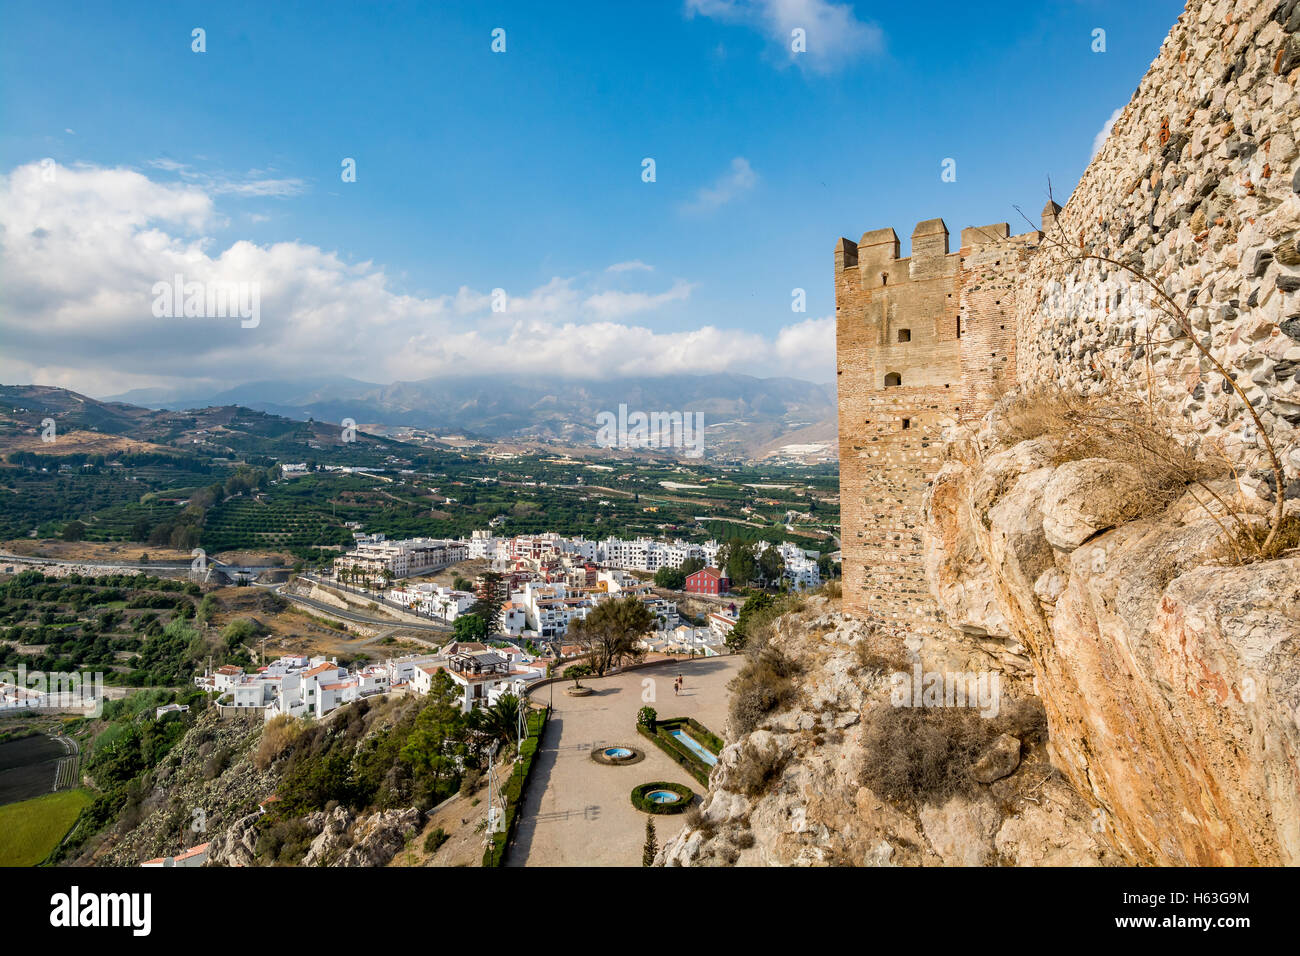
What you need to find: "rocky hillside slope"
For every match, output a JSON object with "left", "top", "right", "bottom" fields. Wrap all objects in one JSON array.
[
  {"left": 83, "top": 703, "right": 432, "bottom": 868},
  {"left": 659, "top": 397, "right": 1300, "bottom": 867},
  {"left": 657, "top": 594, "right": 1120, "bottom": 867}
]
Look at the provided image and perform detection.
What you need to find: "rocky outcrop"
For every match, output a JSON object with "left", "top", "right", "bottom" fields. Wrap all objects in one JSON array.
[
  {"left": 656, "top": 598, "right": 1118, "bottom": 867},
  {"left": 303, "top": 806, "right": 422, "bottom": 867},
  {"left": 205, "top": 811, "right": 262, "bottom": 867},
  {"left": 924, "top": 418, "right": 1300, "bottom": 865},
  {"left": 207, "top": 805, "right": 423, "bottom": 867}
]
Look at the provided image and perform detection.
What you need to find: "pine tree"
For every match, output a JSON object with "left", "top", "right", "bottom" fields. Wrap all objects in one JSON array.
[{"left": 642, "top": 817, "right": 658, "bottom": 867}]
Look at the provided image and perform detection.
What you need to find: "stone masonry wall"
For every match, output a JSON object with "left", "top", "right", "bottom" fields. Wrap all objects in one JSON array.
[
  {"left": 838, "top": 0, "right": 1300, "bottom": 630},
  {"left": 1018, "top": 0, "right": 1300, "bottom": 486}
]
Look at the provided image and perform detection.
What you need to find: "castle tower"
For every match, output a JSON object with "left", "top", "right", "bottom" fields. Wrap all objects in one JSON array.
[{"left": 834, "top": 217, "right": 1040, "bottom": 628}]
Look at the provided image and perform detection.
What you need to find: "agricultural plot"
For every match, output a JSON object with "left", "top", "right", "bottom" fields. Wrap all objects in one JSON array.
[{"left": 0, "top": 789, "right": 91, "bottom": 866}]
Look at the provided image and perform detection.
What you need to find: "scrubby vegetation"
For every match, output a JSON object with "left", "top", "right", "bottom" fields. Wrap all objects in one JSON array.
[
  {"left": 265, "top": 676, "right": 472, "bottom": 822},
  {"left": 729, "top": 741, "right": 789, "bottom": 798},
  {"left": 858, "top": 697, "right": 1048, "bottom": 808},
  {"left": 58, "top": 687, "right": 211, "bottom": 859},
  {"left": 728, "top": 644, "right": 799, "bottom": 737}
]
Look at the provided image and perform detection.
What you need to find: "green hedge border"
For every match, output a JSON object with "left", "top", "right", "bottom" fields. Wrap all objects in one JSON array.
[
  {"left": 636, "top": 716, "right": 723, "bottom": 787},
  {"left": 482, "top": 705, "right": 550, "bottom": 867},
  {"left": 630, "top": 781, "right": 694, "bottom": 814}
]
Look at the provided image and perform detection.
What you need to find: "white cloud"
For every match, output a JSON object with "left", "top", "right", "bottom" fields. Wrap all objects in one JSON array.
[
  {"left": 607, "top": 259, "right": 654, "bottom": 273},
  {"left": 0, "top": 161, "right": 833, "bottom": 395},
  {"left": 679, "top": 156, "right": 758, "bottom": 215},
  {"left": 147, "top": 158, "right": 306, "bottom": 198},
  {"left": 1091, "top": 107, "right": 1123, "bottom": 159},
  {"left": 686, "top": 0, "right": 883, "bottom": 71},
  {"left": 584, "top": 279, "right": 695, "bottom": 319}
]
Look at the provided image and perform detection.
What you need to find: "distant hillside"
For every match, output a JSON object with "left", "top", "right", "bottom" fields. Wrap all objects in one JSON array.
[
  {"left": 105, "top": 372, "right": 839, "bottom": 461},
  {"left": 0, "top": 384, "right": 403, "bottom": 460}
]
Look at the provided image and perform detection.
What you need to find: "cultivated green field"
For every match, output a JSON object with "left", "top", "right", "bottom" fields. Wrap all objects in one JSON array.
[{"left": 0, "top": 789, "right": 91, "bottom": 866}]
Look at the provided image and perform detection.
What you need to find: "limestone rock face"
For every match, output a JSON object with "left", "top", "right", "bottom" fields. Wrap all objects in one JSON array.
[
  {"left": 924, "top": 432, "right": 1300, "bottom": 865},
  {"left": 336, "top": 808, "right": 422, "bottom": 867},
  {"left": 205, "top": 811, "right": 262, "bottom": 867},
  {"left": 302, "top": 806, "right": 354, "bottom": 866},
  {"left": 207, "top": 805, "right": 423, "bottom": 867},
  {"left": 1039, "top": 459, "right": 1148, "bottom": 549}
]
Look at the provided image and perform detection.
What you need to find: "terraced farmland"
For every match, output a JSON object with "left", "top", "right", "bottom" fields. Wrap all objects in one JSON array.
[{"left": 200, "top": 496, "right": 346, "bottom": 553}]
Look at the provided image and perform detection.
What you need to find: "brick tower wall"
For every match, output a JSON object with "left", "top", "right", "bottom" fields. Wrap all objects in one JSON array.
[{"left": 835, "top": 219, "right": 1040, "bottom": 630}]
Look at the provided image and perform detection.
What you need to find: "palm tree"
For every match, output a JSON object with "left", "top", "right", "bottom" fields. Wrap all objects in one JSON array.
[{"left": 472, "top": 694, "right": 522, "bottom": 746}]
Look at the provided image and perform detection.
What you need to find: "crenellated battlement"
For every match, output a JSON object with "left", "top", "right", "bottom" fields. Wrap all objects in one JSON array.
[{"left": 834, "top": 213, "right": 1045, "bottom": 625}]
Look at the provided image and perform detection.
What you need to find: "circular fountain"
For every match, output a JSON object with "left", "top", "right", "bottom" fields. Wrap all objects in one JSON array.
[
  {"left": 631, "top": 781, "right": 694, "bottom": 814},
  {"left": 591, "top": 744, "right": 645, "bottom": 766}
]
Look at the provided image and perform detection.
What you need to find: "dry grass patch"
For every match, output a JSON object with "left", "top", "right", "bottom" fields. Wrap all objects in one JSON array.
[
  {"left": 997, "top": 386, "right": 1225, "bottom": 514},
  {"left": 851, "top": 631, "right": 910, "bottom": 677},
  {"left": 254, "top": 714, "right": 306, "bottom": 770},
  {"left": 859, "top": 697, "right": 1047, "bottom": 808}
]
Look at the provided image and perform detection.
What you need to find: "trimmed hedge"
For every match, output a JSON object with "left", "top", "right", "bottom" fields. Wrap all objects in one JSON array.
[
  {"left": 630, "top": 781, "right": 694, "bottom": 814},
  {"left": 636, "top": 716, "right": 723, "bottom": 787},
  {"left": 482, "top": 705, "right": 549, "bottom": 867}
]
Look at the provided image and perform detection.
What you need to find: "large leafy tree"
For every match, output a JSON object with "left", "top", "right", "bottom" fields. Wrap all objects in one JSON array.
[
  {"left": 717, "top": 539, "right": 758, "bottom": 586},
  {"left": 653, "top": 566, "right": 686, "bottom": 590},
  {"left": 454, "top": 613, "right": 489, "bottom": 641},
  {"left": 569, "top": 597, "right": 653, "bottom": 676},
  {"left": 757, "top": 547, "right": 785, "bottom": 586}
]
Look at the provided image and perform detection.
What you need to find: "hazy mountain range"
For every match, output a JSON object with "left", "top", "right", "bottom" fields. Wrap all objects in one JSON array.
[{"left": 101, "top": 373, "right": 839, "bottom": 460}]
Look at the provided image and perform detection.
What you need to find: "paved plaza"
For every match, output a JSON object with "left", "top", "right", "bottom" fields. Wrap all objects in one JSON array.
[{"left": 506, "top": 655, "right": 741, "bottom": 867}]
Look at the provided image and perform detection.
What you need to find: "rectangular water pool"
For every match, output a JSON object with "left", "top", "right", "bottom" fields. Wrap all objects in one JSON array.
[{"left": 671, "top": 729, "right": 718, "bottom": 767}]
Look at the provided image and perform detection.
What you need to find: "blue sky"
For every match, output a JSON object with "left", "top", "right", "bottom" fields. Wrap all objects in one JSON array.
[{"left": 0, "top": 0, "right": 1185, "bottom": 395}]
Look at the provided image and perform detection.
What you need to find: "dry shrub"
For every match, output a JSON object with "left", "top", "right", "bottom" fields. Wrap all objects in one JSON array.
[
  {"left": 728, "top": 647, "right": 798, "bottom": 736},
  {"left": 730, "top": 741, "right": 789, "bottom": 798},
  {"left": 459, "top": 767, "right": 483, "bottom": 797},
  {"left": 852, "top": 632, "right": 910, "bottom": 677},
  {"left": 255, "top": 714, "right": 306, "bottom": 770},
  {"left": 997, "top": 386, "right": 1225, "bottom": 515},
  {"left": 202, "top": 745, "right": 232, "bottom": 781},
  {"left": 1226, "top": 510, "right": 1300, "bottom": 563},
  {"left": 819, "top": 579, "right": 842, "bottom": 600},
  {"left": 998, "top": 385, "right": 1222, "bottom": 504},
  {"left": 1001, "top": 386, "right": 1300, "bottom": 565},
  {"left": 684, "top": 806, "right": 717, "bottom": 840},
  {"left": 859, "top": 697, "right": 1047, "bottom": 808}
]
